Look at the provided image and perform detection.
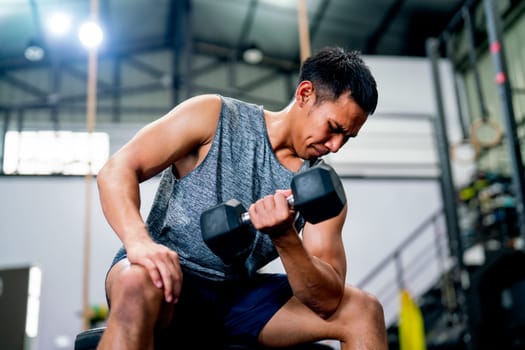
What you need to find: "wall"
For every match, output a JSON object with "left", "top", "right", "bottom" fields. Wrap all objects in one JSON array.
[{"left": 0, "top": 55, "right": 461, "bottom": 349}]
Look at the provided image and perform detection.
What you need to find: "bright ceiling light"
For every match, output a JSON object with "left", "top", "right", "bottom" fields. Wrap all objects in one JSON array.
[
  {"left": 78, "top": 21, "right": 103, "bottom": 49},
  {"left": 242, "top": 44, "right": 264, "bottom": 64},
  {"left": 46, "top": 12, "right": 72, "bottom": 36},
  {"left": 24, "top": 39, "right": 45, "bottom": 61}
]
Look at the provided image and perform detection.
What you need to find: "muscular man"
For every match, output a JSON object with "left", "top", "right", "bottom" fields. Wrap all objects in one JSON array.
[{"left": 96, "top": 47, "right": 388, "bottom": 349}]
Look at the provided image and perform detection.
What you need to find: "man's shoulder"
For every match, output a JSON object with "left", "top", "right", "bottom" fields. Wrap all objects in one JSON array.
[
  {"left": 183, "top": 93, "right": 222, "bottom": 107},
  {"left": 220, "top": 95, "right": 261, "bottom": 110},
  {"left": 188, "top": 95, "right": 253, "bottom": 115}
]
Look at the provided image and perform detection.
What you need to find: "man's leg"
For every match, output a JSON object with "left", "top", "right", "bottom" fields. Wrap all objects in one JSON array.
[
  {"left": 258, "top": 285, "right": 388, "bottom": 350},
  {"left": 97, "top": 259, "right": 174, "bottom": 350}
]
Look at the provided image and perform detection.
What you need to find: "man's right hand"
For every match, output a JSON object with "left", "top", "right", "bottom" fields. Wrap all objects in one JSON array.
[{"left": 126, "top": 239, "right": 182, "bottom": 304}]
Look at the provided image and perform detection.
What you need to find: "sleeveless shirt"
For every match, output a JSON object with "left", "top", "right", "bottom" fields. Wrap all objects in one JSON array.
[{"left": 142, "top": 96, "right": 310, "bottom": 281}]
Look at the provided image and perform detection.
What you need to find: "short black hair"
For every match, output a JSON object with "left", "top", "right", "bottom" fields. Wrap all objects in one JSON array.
[{"left": 298, "top": 47, "right": 378, "bottom": 115}]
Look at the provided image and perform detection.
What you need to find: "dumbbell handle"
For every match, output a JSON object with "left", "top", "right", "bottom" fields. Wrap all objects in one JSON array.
[{"left": 240, "top": 195, "right": 295, "bottom": 225}]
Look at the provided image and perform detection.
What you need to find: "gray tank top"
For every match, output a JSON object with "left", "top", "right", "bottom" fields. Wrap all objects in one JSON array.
[{"left": 145, "top": 96, "right": 310, "bottom": 281}]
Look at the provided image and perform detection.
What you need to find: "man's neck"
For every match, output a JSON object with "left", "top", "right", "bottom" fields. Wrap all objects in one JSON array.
[{"left": 264, "top": 106, "right": 304, "bottom": 172}]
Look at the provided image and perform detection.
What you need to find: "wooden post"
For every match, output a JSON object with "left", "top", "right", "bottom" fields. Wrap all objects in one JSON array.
[
  {"left": 297, "top": 0, "right": 311, "bottom": 62},
  {"left": 82, "top": 0, "right": 99, "bottom": 331}
]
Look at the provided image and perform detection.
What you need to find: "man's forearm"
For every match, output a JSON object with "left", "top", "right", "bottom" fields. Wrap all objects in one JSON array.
[
  {"left": 97, "top": 162, "right": 150, "bottom": 247},
  {"left": 272, "top": 232, "right": 344, "bottom": 318}
]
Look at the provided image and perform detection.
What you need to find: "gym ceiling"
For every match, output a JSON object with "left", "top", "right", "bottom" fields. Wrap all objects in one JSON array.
[
  {"left": 0, "top": 0, "right": 472, "bottom": 127},
  {"left": 1, "top": 0, "right": 464, "bottom": 71}
]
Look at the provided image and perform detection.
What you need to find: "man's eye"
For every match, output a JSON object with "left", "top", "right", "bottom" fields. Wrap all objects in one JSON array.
[
  {"left": 329, "top": 123, "right": 340, "bottom": 132},
  {"left": 330, "top": 123, "right": 346, "bottom": 134}
]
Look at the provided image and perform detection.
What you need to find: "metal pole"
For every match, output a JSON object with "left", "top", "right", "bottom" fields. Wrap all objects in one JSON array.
[
  {"left": 463, "top": 7, "right": 490, "bottom": 121},
  {"left": 50, "top": 59, "right": 61, "bottom": 131},
  {"left": 393, "top": 252, "right": 405, "bottom": 291},
  {"left": 425, "top": 38, "right": 471, "bottom": 349},
  {"left": 434, "top": 216, "right": 457, "bottom": 311},
  {"left": 445, "top": 36, "right": 469, "bottom": 141},
  {"left": 169, "top": 0, "right": 190, "bottom": 105},
  {"left": 483, "top": 0, "right": 525, "bottom": 244},
  {"left": 112, "top": 56, "right": 121, "bottom": 123},
  {"left": 0, "top": 109, "right": 9, "bottom": 174},
  {"left": 425, "top": 38, "right": 465, "bottom": 272},
  {"left": 183, "top": 0, "right": 193, "bottom": 99},
  {"left": 426, "top": 36, "right": 473, "bottom": 350}
]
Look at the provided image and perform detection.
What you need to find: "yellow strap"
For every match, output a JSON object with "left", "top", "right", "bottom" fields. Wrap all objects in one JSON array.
[{"left": 399, "top": 289, "right": 427, "bottom": 350}]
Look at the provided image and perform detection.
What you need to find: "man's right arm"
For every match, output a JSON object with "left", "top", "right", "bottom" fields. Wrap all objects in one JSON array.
[{"left": 96, "top": 94, "right": 222, "bottom": 302}]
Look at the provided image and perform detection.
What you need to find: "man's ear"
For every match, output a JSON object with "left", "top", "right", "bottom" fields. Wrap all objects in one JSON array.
[{"left": 295, "top": 80, "right": 314, "bottom": 106}]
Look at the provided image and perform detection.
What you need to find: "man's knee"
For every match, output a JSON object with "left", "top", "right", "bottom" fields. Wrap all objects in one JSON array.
[
  {"left": 354, "top": 286, "right": 383, "bottom": 314},
  {"left": 108, "top": 264, "right": 164, "bottom": 317},
  {"left": 340, "top": 285, "right": 385, "bottom": 325}
]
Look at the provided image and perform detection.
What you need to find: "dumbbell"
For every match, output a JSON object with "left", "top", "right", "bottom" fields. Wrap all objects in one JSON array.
[{"left": 200, "top": 163, "right": 346, "bottom": 262}]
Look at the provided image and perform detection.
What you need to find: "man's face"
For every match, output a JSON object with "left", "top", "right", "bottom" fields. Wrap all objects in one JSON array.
[{"left": 296, "top": 94, "right": 368, "bottom": 161}]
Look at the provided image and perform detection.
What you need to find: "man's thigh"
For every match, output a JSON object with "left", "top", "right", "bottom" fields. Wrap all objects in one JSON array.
[
  {"left": 222, "top": 273, "right": 294, "bottom": 345},
  {"left": 161, "top": 272, "right": 292, "bottom": 347},
  {"left": 258, "top": 297, "right": 335, "bottom": 348}
]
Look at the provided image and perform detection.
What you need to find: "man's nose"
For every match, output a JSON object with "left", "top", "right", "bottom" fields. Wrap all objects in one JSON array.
[{"left": 324, "top": 134, "right": 345, "bottom": 153}]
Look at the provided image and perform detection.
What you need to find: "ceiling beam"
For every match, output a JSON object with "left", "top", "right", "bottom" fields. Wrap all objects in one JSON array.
[
  {"left": 61, "top": 64, "right": 113, "bottom": 91},
  {"left": 236, "top": 69, "right": 283, "bottom": 92},
  {"left": 193, "top": 41, "right": 299, "bottom": 72},
  {"left": 126, "top": 57, "right": 166, "bottom": 79},
  {"left": 0, "top": 72, "right": 48, "bottom": 99}
]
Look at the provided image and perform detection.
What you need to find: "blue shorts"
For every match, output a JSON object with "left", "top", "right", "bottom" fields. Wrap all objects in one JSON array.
[
  {"left": 108, "top": 251, "right": 293, "bottom": 346},
  {"left": 171, "top": 271, "right": 293, "bottom": 346}
]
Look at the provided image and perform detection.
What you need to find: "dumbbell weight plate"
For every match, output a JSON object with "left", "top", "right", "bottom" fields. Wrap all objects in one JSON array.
[
  {"left": 200, "top": 199, "right": 256, "bottom": 262},
  {"left": 291, "top": 163, "right": 346, "bottom": 224}
]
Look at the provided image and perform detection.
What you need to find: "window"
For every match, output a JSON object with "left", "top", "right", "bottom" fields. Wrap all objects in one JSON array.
[{"left": 2, "top": 131, "right": 109, "bottom": 175}]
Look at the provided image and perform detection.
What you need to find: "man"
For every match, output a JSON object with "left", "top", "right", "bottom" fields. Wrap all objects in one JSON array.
[{"left": 96, "top": 46, "right": 388, "bottom": 349}]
